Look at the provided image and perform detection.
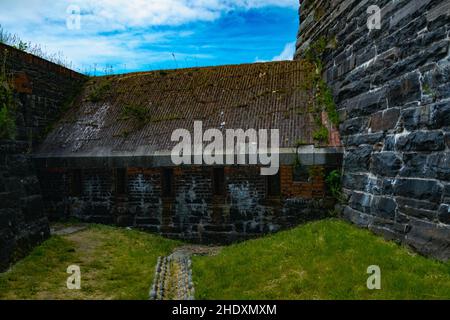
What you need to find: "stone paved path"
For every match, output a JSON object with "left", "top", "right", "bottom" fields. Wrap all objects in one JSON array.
[{"left": 149, "top": 245, "right": 221, "bottom": 300}]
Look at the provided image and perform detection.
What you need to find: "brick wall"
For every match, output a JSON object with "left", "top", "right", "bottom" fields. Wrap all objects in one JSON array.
[
  {"left": 295, "top": 0, "right": 450, "bottom": 260},
  {"left": 39, "top": 165, "right": 335, "bottom": 244},
  {"left": 0, "top": 44, "right": 86, "bottom": 271}
]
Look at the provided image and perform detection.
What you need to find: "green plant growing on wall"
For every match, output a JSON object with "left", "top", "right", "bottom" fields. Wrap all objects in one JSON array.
[
  {"left": 121, "top": 103, "right": 152, "bottom": 125},
  {"left": 0, "top": 49, "right": 16, "bottom": 140},
  {"left": 313, "top": 125, "right": 329, "bottom": 143},
  {"left": 88, "top": 79, "right": 112, "bottom": 103},
  {"left": 308, "top": 166, "right": 325, "bottom": 180},
  {"left": 303, "top": 36, "right": 340, "bottom": 144},
  {"left": 325, "top": 169, "right": 344, "bottom": 203},
  {"left": 292, "top": 139, "right": 309, "bottom": 169},
  {"left": 317, "top": 79, "right": 339, "bottom": 126},
  {"left": 422, "top": 83, "right": 438, "bottom": 102}
]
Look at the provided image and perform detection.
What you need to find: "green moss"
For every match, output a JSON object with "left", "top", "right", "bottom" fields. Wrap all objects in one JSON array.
[
  {"left": 304, "top": 36, "right": 328, "bottom": 67},
  {"left": 317, "top": 79, "right": 339, "bottom": 126},
  {"left": 0, "top": 49, "right": 16, "bottom": 140},
  {"left": 314, "top": 6, "right": 326, "bottom": 21},
  {"left": 423, "top": 83, "right": 437, "bottom": 101},
  {"left": 0, "top": 105, "right": 15, "bottom": 140},
  {"left": 121, "top": 103, "right": 152, "bottom": 124},
  {"left": 120, "top": 103, "right": 183, "bottom": 132},
  {"left": 302, "top": 37, "right": 340, "bottom": 143}
]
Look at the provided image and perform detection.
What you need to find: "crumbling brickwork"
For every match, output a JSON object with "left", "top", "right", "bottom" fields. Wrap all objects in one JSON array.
[{"left": 296, "top": 0, "right": 450, "bottom": 260}]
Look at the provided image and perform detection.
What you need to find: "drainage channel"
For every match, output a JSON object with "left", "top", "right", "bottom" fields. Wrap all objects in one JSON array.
[{"left": 149, "top": 246, "right": 221, "bottom": 300}]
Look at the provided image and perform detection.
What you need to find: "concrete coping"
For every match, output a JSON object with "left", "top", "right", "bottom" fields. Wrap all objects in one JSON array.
[{"left": 33, "top": 146, "right": 344, "bottom": 168}]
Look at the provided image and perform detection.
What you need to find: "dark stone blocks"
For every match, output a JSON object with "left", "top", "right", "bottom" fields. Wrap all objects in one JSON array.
[
  {"left": 370, "top": 108, "right": 400, "bottom": 133},
  {"left": 396, "top": 131, "right": 445, "bottom": 152},
  {"left": 371, "top": 152, "right": 403, "bottom": 177},
  {"left": 343, "top": 145, "right": 373, "bottom": 173},
  {"left": 387, "top": 72, "right": 421, "bottom": 108},
  {"left": 394, "top": 178, "right": 443, "bottom": 203},
  {"left": 298, "top": 0, "right": 450, "bottom": 261}
]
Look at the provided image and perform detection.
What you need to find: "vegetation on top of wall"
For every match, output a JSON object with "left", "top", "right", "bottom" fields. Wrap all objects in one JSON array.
[
  {"left": 88, "top": 79, "right": 112, "bottom": 103},
  {"left": 0, "top": 49, "right": 16, "bottom": 140},
  {"left": 0, "top": 25, "right": 73, "bottom": 69}
]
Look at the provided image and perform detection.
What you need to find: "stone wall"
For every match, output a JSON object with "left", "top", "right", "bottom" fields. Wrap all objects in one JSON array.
[
  {"left": 295, "top": 0, "right": 450, "bottom": 260},
  {"left": 0, "top": 43, "right": 86, "bottom": 271},
  {"left": 38, "top": 164, "right": 337, "bottom": 244}
]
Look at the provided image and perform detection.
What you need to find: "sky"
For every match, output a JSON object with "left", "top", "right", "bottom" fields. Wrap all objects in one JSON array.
[{"left": 0, "top": 0, "right": 299, "bottom": 75}]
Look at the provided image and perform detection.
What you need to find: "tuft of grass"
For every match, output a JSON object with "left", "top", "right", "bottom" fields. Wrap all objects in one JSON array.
[
  {"left": 313, "top": 125, "right": 329, "bottom": 143},
  {"left": 193, "top": 219, "right": 450, "bottom": 300},
  {"left": 121, "top": 103, "right": 152, "bottom": 124},
  {"left": 88, "top": 79, "right": 112, "bottom": 103},
  {"left": 0, "top": 225, "right": 180, "bottom": 300},
  {"left": 0, "top": 25, "right": 73, "bottom": 69}
]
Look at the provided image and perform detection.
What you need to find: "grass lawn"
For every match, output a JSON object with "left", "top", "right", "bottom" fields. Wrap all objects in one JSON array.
[
  {"left": 1, "top": 220, "right": 449, "bottom": 300},
  {"left": 193, "top": 219, "right": 450, "bottom": 300},
  {"left": 0, "top": 225, "right": 180, "bottom": 300}
]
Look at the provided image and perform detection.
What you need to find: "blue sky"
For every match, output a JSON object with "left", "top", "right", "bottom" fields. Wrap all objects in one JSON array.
[{"left": 0, "top": 0, "right": 299, "bottom": 74}]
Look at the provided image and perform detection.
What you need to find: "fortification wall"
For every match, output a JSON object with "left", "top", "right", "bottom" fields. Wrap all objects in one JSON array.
[
  {"left": 296, "top": 0, "right": 450, "bottom": 260},
  {"left": 0, "top": 43, "right": 86, "bottom": 271},
  {"left": 37, "top": 164, "right": 338, "bottom": 244}
]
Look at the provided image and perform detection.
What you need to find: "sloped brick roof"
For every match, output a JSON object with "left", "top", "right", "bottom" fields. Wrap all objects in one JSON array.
[{"left": 37, "top": 60, "right": 323, "bottom": 157}]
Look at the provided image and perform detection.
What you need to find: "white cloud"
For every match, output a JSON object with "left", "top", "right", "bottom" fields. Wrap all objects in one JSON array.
[
  {"left": 254, "top": 41, "right": 296, "bottom": 63},
  {"left": 272, "top": 41, "right": 296, "bottom": 61},
  {"left": 0, "top": 0, "right": 297, "bottom": 30},
  {"left": 0, "top": 0, "right": 298, "bottom": 72}
]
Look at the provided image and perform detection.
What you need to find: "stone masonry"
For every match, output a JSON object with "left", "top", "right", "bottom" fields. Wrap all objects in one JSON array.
[
  {"left": 0, "top": 43, "right": 86, "bottom": 271},
  {"left": 296, "top": 0, "right": 450, "bottom": 260}
]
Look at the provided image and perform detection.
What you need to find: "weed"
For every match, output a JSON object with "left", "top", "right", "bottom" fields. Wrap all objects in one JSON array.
[
  {"left": 88, "top": 79, "right": 112, "bottom": 103},
  {"left": 325, "top": 169, "right": 344, "bottom": 202},
  {"left": 313, "top": 125, "right": 329, "bottom": 143}
]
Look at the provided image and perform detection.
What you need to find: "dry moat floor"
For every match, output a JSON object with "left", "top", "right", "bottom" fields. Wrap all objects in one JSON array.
[{"left": 0, "top": 219, "right": 449, "bottom": 300}]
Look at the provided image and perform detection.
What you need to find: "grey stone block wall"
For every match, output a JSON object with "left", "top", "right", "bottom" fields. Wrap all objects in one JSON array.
[
  {"left": 0, "top": 44, "right": 86, "bottom": 272},
  {"left": 296, "top": 0, "right": 450, "bottom": 260}
]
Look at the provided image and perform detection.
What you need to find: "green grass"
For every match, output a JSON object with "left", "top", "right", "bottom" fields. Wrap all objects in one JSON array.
[
  {"left": 0, "top": 225, "right": 180, "bottom": 300},
  {"left": 193, "top": 219, "right": 450, "bottom": 300},
  {"left": 1, "top": 220, "right": 449, "bottom": 300}
]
